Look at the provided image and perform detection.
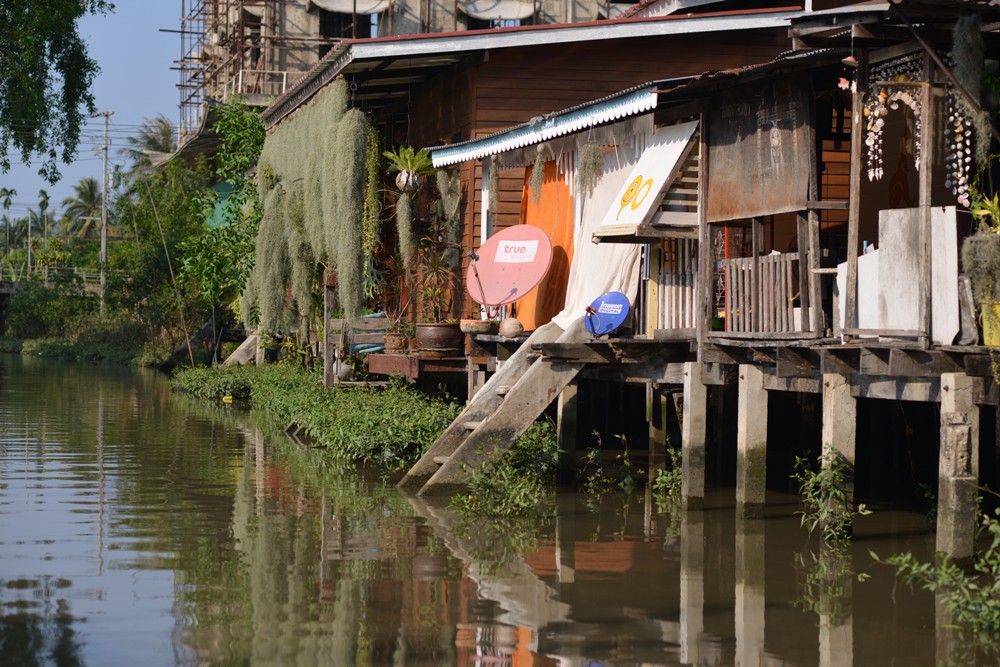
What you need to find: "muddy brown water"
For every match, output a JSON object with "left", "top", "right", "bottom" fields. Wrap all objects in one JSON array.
[{"left": 0, "top": 356, "right": 976, "bottom": 665}]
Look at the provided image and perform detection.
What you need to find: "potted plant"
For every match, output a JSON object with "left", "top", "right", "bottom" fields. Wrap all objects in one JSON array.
[
  {"left": 384, "top": 145, "right": 434, "bottom": 193},
  {"left": 963, "top": 188, "right": 1000, "bottom": 345},
  {"left": 411, "top": 169, "right": 465, "bottom": 356}
]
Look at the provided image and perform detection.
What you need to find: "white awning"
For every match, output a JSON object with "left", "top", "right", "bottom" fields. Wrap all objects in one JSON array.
[
  {"left": 310, "top": 0, "right": 390, "bottom": 14},
  {"left": 597, "top": 120, "right": 699, "bottom": 233},
  {"left": 459, "top": 0, "right": 535, "bottom": 20},
  {"left": 431, "top": 87, "right": 657, "bottom": 167}
]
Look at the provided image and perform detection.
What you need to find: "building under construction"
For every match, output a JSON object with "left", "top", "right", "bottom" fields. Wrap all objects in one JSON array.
[{"left": 177, "top": 0, "right": 624, "bottom": 145}]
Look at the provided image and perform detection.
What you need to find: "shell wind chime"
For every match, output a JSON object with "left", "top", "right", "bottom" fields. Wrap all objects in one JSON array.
[{"left": 861, "top": 24, "right": 983, "bottom": 209}]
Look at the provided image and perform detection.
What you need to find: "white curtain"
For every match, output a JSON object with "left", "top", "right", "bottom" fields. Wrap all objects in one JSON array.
[{"left": 552, "top": 144, "right": 644, "bottom": 329}]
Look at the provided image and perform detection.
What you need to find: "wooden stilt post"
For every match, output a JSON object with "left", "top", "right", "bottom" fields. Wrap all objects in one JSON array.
[
  {"left": 323, "top": 277, "right": 336, "bottom": 388},
  {"left": 682, "top": 362, "right": 707, "bottom": 510},
  {"left": 822, "top": 372, "right": 857, "bottom": 505},
  {"left": 737, "top": 364, "right": 767, "bottom": 519},
  {"left": 647, "top": 382, "right": 668, "bottom": 477},
  {"left": 735, "top": 517, "right": 765, "bottom": 667},
  {"left": 557, "top": 380, "right": 579, "bottom": 484},
  {"left": 680, "top": 507, "right": 705, "bottom": 665},
  {"left": 936, "top": 412, "right": 976, "bottom": 564}
]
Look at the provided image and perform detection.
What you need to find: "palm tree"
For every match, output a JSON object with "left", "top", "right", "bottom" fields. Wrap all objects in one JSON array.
[
  {"left": 62, "top": 177, "right": 102, "bottom": 239},
  {"left": 38, "top": 189, "right": 49, "bottom": 241},
  {"left": 0, "top": 187, "right": 15, "bottom": 254},
  {"left": 119, "top": 115, "right": 176, "bottom": 176}
]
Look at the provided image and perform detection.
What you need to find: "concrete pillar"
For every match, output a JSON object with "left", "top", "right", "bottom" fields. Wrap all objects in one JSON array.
[
  {"left": 682, "top": 362, "right": 708, "bottom": 510},
  {"left": 936, "top": 412, "right": 977, "bottom": 564},
  {"left": 735, "top": 518, "right": 765, "bottom": 667},
  {"left": 680, "top": 507, "right": 705, "bottom": 665},
  {"left": 822, "top": 372, "right": 857, "bottom": 504},
  {"left": 737, "top": 364, "right": 767, "bottom": 519},
  {"left": 647, "top": 382, "right": 669, "bottom": 476},
  {"left": 818, "top": 544, "right": 853, "bottom": 667},
  {"left": 557, "top": 381, "right": 579, "bottom": 484},
  {"left": 941, "top": 373, "right": 979, "bottom": 480}
]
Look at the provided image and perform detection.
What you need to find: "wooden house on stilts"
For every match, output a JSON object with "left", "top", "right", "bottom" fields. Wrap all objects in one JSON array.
[{"left": 398, "top": 1, "right": 1000, "bottom": 565}]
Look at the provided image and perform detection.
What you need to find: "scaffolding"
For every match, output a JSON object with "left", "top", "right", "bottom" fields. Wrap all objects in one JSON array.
[{"left": 178, "top": 0, "right": 299, "bottom": 141}]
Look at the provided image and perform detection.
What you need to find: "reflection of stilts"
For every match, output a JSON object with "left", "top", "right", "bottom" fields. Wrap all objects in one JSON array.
[
  {"left": 680, "top": 506, "right": 704, "bottom": 665},
  {"left": 819, "top": 543, "right": 853, "bottom": 667},
  {"left": 735, "top": 517, "right": 765, "bottom": 667}
]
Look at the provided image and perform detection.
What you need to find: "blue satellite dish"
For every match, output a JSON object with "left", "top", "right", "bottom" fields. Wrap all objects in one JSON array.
[{"left": 584, "top": 291, "right": 631, "bottom": 336}]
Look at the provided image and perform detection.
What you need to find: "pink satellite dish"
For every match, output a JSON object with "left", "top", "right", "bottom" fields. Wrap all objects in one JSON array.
[{"left": 466, "top": 225, "right": 553, "bottom": 307}]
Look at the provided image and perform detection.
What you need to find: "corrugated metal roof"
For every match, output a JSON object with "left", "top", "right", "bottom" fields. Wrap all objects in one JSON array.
[{"left": 430, "top": 86, "right": 660, "bottom": 166}]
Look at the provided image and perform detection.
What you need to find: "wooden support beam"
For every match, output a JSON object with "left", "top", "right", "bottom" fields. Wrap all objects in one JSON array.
[
  {"left": 776, "top": 347, "right": 821, "bottom": 378},
  {"left": 697, "top": 107, "right": 711, "bottom": 351},
  {"left": 823, "top": 373, "right": 857, "bottom": 506},
  {"left": 859, "top": 348, "right": 890, "bottom": 375},
  {"left": 808, "top": 210, "right": 825, "bottom": 335},
  {"left": 820, "top": 348, "right": 860, "bottom": 376},
  {"left": 648, "top": 382, "right": 668, "bottom": 479},
  {"left": 854, "top": 376, "right": 940, "bottom": 402},
  {"left": 844, "top": 51, "right": 867, "bottom": 337},
  {"left": 682, "top": 362, "right": 707, "bottom": 509},
  {"left": 737, "top": 364, "right": 767, "bottom": 519},
  {"left": 323, "top": 282, "right": 336, "bottom": 387},
  {"left": 888, "top": 349, "right": 965, "bottom": 378},
  {"left": 557, "top": 381, "right": 579, "bottom": 484}
]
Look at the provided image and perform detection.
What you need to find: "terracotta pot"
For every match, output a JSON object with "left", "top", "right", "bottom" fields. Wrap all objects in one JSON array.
[
  {"left": 384, "top": 332, "right": 407, "bottom": 353},
  {"left": 414, "top": 322, "right": 463, "bottom": 356},
  {"left": 460, "top": 318, "right": 499, "bottom": 334}
]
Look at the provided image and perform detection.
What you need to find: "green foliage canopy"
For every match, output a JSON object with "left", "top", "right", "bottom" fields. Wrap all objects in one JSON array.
[{"left": 0, "top": 2, "right": 113, "bottom": 183}]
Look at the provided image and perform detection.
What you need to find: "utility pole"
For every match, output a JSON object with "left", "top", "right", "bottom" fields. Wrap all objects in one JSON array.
[{"left": 97, "top": 111, "right": 112, "bottom": 314}]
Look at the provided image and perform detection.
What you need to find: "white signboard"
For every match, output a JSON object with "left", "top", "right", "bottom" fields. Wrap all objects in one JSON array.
[
  {"left": 599, "top": 120, "right": 699, "bottom": 229},
  {"left": 495, "top": 238, "right": 539, "bottom": 263}
]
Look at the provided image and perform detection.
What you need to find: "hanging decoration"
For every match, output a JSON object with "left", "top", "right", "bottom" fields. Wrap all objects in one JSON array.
[
  {"left": 863, "top": 53, "right": 923, "bottom": 183},
  {"left": 863, "top": 48, "right": 981, "bottom": 208}
]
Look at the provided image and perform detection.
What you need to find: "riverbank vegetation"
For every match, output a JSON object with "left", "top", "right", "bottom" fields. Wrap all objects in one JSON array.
[{"left": 173, "top": 364, "right": 461, "bottom": 466}]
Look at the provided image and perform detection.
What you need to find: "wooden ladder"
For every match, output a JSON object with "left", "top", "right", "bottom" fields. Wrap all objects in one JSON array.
[{"left": 397, "top": 318, "right": 589, "bottom": 496}]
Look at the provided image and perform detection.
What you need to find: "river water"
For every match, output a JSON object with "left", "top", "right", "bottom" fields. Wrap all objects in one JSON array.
[{"left": 0, "top": 355, "right": 976, "bottom": 666}]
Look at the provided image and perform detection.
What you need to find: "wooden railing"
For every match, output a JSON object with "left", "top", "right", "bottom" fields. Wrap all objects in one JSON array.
[
  {"left": 657, "top": 238, "right": 697, "bottom": 330},
  {"left": 718, "top": 252, "right": 800, "bottom": 334}
]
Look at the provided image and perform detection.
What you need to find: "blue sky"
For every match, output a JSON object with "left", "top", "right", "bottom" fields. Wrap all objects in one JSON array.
[{"left": 2, "top": 2, "right": 179, "bottom": 218}]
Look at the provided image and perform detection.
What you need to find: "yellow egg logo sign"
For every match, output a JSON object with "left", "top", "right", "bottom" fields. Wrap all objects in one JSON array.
[{"left": 617, "top": 175, "right": 653, "bottom": 220}]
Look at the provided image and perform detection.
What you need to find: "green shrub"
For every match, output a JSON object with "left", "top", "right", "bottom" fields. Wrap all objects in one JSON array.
[
  {"left": 452, "top": 419, "right": 559, "bottom": 519},
  {"left": 3, "top": 280, "right": 95, "bottom": 339},
  {"left": 792, "top": 447, "right": 870, "bottom": 543},
  {"left": 171, "top": 365, "right": 461, "bottom": 464},
  {"left": 874, "top": 510, "right": 1000, "bottom": 646},
  {"left": 172, "top": 364, "right": 258, "bottom": 401}
]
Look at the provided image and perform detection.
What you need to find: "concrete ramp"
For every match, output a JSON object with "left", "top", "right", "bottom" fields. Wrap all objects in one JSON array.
[{"left": 404, "top": 318, "right": 588, "bottom": 496}]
